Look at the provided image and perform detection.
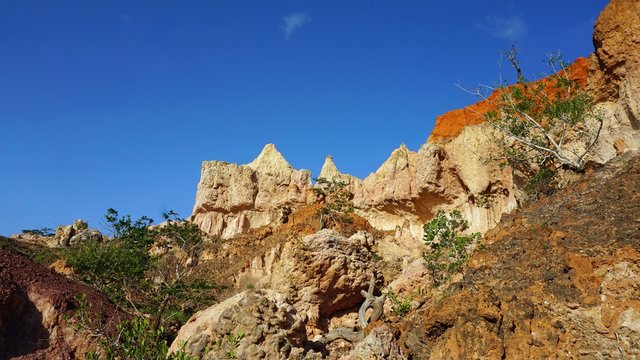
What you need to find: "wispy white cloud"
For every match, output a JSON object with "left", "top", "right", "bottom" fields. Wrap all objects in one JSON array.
[
  {"left": 282, "top": 12, "right": 311, "bottom": 39},
  {"left": 482, "top": 16, "right": 527, "bottom": 40}
]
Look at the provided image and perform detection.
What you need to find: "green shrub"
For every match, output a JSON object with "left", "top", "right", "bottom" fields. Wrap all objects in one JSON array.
[
  {"left": 387, "top": 292, "right": 412, "bottom": 316},
  {"left": 66, "top": 239, "right": 149, "bottom": 304},
  {"left": 65, "top": 208, "right": 220, "bottom": 353},
  {"left": 483, "top": 49, "right": 602, "bottom": 172},
  {"left": 104, "top": 208, "right": 155, "bottom": 247},
  {"left": 72, "top": 295, "right": 195, "bottom": 360},
  {"left": 65, "top": 209, "right": 153, "bottom": 304},
  {"left": 21, "top": 227, "right": 55, "bottom": 237},
  {"left": 466, "top": 47, "right": 603, "bottom": 200},
  {"left": 313, "top": 177, "right": 354, "bottom": 229},
  {"left": 423, "top": 210, "right": 480, "bottom": 286}
]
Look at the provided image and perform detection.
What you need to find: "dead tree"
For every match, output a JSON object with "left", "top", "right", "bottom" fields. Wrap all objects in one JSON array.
[{"left": 320, "top": 273, "right": 386, "bottom": 344}]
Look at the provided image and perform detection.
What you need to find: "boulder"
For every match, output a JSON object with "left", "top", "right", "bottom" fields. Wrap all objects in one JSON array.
[
  {"left": 54, "top": 220, "right": 103, "bottom": 247},
  {"left": 339, "top": 324, "right": 406, "bottom": 360},
  {"left": 169, "top": 289, "right": 307, "bottom": 359},
  {"left": 54, "top": 225, "right": 75, "bottom": 247},
  {"left": 234, "top": 229, "right": 380, "bottom": 334},
  {"left": 68, "top": 229, "right": 104, "bottom": 245}
]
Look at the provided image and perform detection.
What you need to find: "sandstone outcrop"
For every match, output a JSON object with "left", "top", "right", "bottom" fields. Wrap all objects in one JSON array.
[
  {"left": 318, "top": 155, "right": 361, "bottom": 187},
  {"left": 590, "top": 0, "right": 640, "bottom": 103},
  {"left": 191, "top": 144, "right": 314, "bottom": 239},
  {"left": 193, "top": 139, "right": 517, "bottom": 247},
  {"left": 234, "top": 229, "right": 379, "bottom": 334},
  {"left": 55, "top": 220, "right": 105, "bottom": 247},
  {"left": 353, "top": 137, "right": 517, "bottom": 241},
  {"left": 169, "top": 289, "right": 308, "bottom": 359},
  {"left": 11, "top": 219, "right": 105, "bottom": 248},
  {"left": 173, "top": 229, "right": 387, "bottom": 358},
  {"left": 589, "top": 0, "right": 640, "bottom": 162}
]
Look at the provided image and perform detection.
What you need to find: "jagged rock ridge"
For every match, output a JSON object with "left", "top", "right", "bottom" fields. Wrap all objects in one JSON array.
[
  {"left": 191, "top": 144, "right": 314, "bottom": 239},
  {"left": 191, "top": 0, "right": 639, "bottom": 245},
  {"left": 192, "top": 139, "right": 517, "bottom": 242}
]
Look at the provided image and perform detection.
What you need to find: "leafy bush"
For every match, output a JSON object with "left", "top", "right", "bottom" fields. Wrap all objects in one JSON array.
[
  {"left": 104, "top": 208, "right": 155, "bottom": 247},
  {"left": 65, "top": 209, "right": 152, "bottom": 305},
  {"left": 65, "top": 208, "right": 220, "bottom": 355},
  {"left": 423, "top": 210, "right": 480, "bottom": 286}
]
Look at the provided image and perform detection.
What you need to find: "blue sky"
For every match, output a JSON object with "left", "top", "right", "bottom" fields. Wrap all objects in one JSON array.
[{"left": 0, "top": 1, "right": 608, "bottom": 234}]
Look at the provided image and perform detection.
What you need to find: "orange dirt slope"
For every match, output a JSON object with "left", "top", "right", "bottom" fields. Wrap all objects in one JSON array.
[{"left": 427, "top": 57, "right": 590, "bottom": 143}]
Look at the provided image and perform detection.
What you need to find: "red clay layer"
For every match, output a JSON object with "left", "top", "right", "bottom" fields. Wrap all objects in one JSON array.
[{"left": 427, "top": 57, "right": 590, "bottom": 143}]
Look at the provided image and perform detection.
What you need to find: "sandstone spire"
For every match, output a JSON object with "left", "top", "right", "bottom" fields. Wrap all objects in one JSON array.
[
  {"left": 192, "top": 143, "right": 313, "bottom": 238},
  {"left": 247, "top": 143, "right": 293, "bottom": 172},
  {"left": 317, "top": 155, "right": 362, "bottom": 188},
  {"left": 319, "top": 155, "right": 340, "bottom": 180},
  {"left": 370, "top": 143, "right": 414, "bottom": 179}
]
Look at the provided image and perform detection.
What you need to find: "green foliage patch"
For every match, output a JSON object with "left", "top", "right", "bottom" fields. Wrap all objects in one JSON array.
[
  {"left": 313, "top": 177, "right": 354, "bottom": 229},
  {"left": 423, "top": 210, "right": 480, "bottom": 286},
  {"left": 65, "top": 208, "right": 219, "bottom": 359}
]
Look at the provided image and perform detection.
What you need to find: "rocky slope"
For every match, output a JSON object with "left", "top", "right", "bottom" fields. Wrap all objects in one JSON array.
[
  {"left": 399, "top": 151, "right": 640, "bottom": 359},
  {"left": 0, "top": 246, "right": 124, "bottom": 360},
  {"left": 178, "top": 1, "right": 640, "bottom": 359},
  {"left": 176, "top": 148, "right": 640, "bottom": 360},
  {"left": 4, "top": 1, "right": 639, "bottom": 359}
]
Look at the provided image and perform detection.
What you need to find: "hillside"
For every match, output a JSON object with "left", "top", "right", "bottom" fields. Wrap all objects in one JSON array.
[
  {"left": 400, "top": 151, "right": 640, "bottom": 358},
  {"left": 1, "top": 0, "right": 639, "bottom": 359}
]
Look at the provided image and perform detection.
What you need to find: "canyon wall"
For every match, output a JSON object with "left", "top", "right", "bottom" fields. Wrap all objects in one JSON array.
[
  {"left": 191, "top": 0, "right": 639, "bottom": 242},
  {"left": 191, "top": 135, "right": 516, "bottom": 242}
]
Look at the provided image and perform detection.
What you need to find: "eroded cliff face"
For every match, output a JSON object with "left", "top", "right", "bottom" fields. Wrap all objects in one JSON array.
[
  {"left": 400, "top": 151, "right": 640, "bottom": 359},
  {"left": 192, "top": 135, "right": 517, "bottom": 242},
  {"left": 352, "top": 132, "right": 517, "bottom": 242},
  {"left": 191, "top": 0, "right": 639, "bottom": 243},
  {"left": 588, "top": 0, "right": 640, "bottom": 161},
  {"left": 191, "top": 144, "right": 314, "bottom": 239}
]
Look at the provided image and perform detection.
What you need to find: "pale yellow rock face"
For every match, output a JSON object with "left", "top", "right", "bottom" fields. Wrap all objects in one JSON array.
[
  {"left": 191, "top": 144, "right": 313, "bottom": 239},
  {"left": 192, "top": 137, "right": 517, "bottom": 247},
  {"left": 234, "top": 229, "right": 378, "bottom": 335},
  {"left": 318, "top": 155, "right": 361, "bottom": 187},
  {"left": 352, "top": 129, "right": 517, "bottom": 242}
]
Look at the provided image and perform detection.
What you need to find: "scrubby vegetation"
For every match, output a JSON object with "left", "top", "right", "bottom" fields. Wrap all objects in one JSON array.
[
  {"left": 64, "top": 209, "right": 219, "bottom": 359},
  {"left": 387, "top": 291, "right": 412, "bottom": 316},
  {"left": 423, "top": 210, "right": 480, "bottom": 286},
  {"left": 313, "top": 177, "right": 355, "bottom": 229},
  {"left": 21, "top": 227, "right": 55, "bottom": 237},
  {"left": 466, "top": 46, "right": 603, "bottom": 198}
]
